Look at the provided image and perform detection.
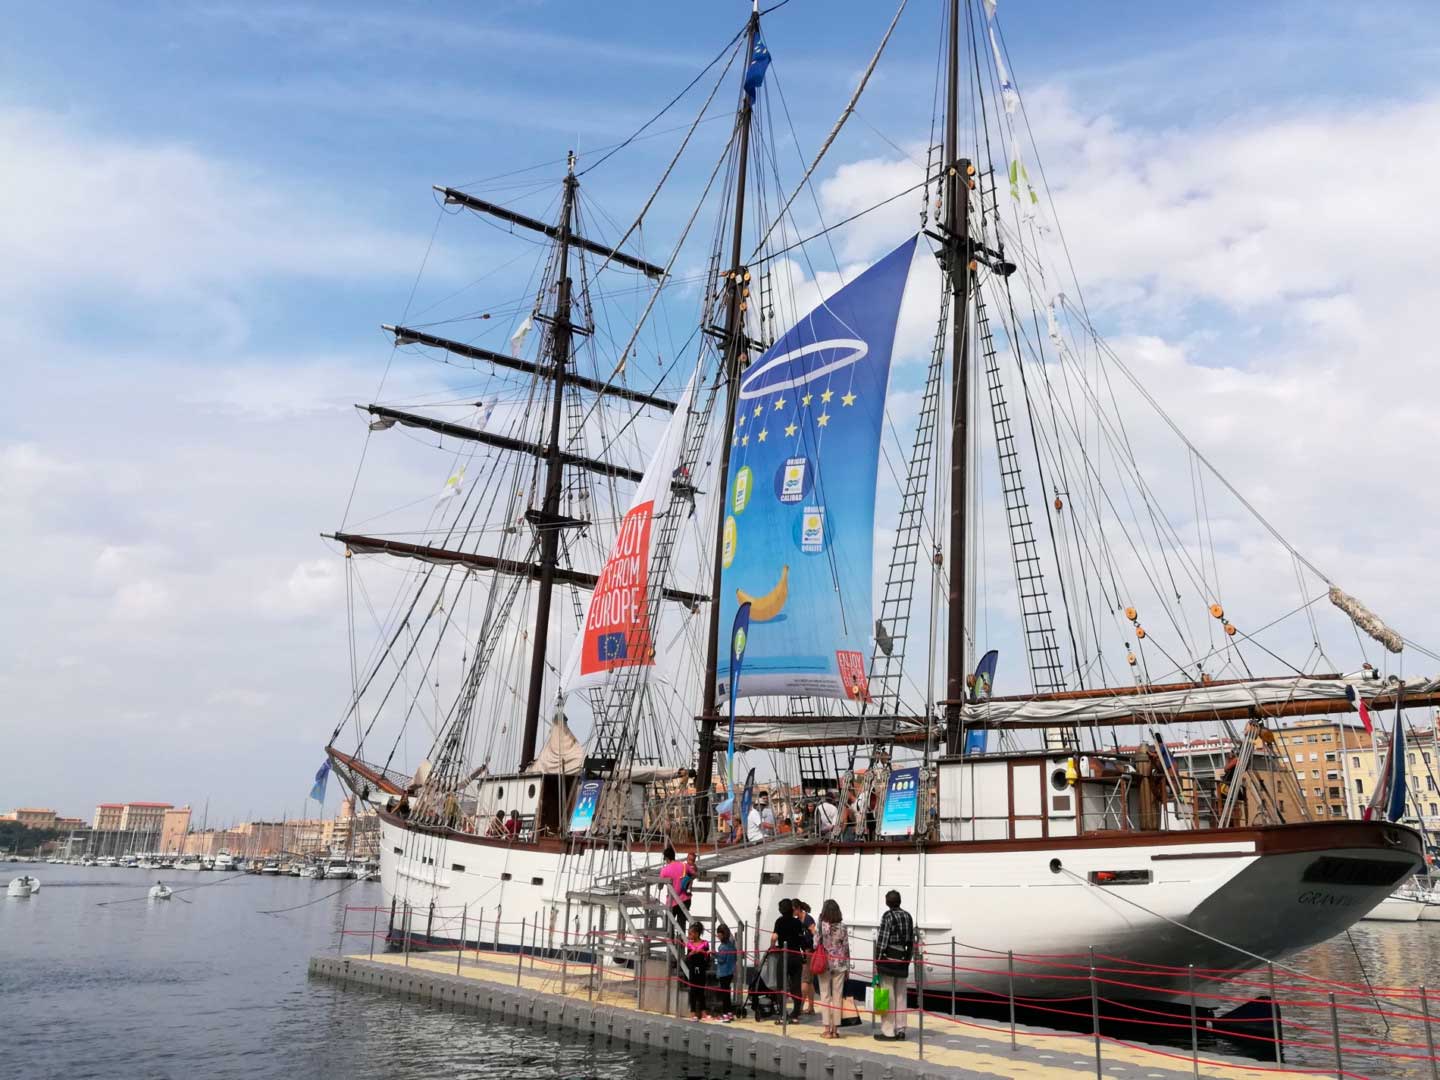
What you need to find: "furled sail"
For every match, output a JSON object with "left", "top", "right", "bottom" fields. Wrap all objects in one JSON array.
[
  {"left": 559, "top": 372, "right": 698, "bottom": 694},
  {"left": 725, "top": 673, "right": 1440, "bottom": 747},
  {"left": 531, "top": 715, "right": 585, "bottom": 775},
  {"left": 715, "top": 235, "right": 918, "bottom": 702},
  {"left": 961, "top": 673, "right": 1440, "bottom": 729}
]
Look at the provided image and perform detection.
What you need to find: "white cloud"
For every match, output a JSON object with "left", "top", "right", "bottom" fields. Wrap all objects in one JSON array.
[
  {"left": 0, "top": 107, "right": 442, "bottom": 305},
  {"left": 0, "top": 443, "right": 80, "bottom": 498},
  {"left": 261, "top": 559, "right": 344, "bottom": 618},
  {"left": 111, "top": 579, "right": 174, "bottom": 622}
]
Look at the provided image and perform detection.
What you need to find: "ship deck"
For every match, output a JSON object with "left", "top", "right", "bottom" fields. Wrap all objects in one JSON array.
[{"left": 311, "top": 945, "right": 1310, "bottom": 1079}]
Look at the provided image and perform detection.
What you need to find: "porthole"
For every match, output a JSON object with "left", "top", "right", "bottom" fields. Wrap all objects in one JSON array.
[
  {"left": 1049, "top": 768, "right": 1068, "bottom": 792},
  {"left": 496, "top": 786, "right": 504, "bottom": 799},
  {"left": 528, "top": 783, "right": 537, "bottom": 798}
]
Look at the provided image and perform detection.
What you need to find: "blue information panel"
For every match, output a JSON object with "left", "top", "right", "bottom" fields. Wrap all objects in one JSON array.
[
  {"left": 878, "top": 767, "right": 921, "bottom": 838},
  {"left": 569, "top": 779, "right": 603, "bottom": 834}
]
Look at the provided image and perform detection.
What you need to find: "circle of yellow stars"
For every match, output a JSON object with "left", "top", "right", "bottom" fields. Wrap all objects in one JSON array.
[{"left": 733, "top": 384, "right": 858, "bottom": 448}]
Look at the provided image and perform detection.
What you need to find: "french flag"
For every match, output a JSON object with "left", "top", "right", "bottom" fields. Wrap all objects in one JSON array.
[
  {"left": 1344, "top": 684, "right": 1374, "bottom": 734},
  {"left": 1364, "top": 702, "right": 1407, "bottom": 823}
]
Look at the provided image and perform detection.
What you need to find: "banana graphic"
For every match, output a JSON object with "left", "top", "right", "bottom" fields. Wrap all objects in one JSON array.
[{"left": 737, "top": 565, "right": 789, "bottom": 622}]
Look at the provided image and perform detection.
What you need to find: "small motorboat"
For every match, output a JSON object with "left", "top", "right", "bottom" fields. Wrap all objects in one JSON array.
[
  {"left": 7, "top": 875, "right": 39, "bottom": 898},
  {"left": 148, "top": 883, "right": 173, "bottom": 901}
]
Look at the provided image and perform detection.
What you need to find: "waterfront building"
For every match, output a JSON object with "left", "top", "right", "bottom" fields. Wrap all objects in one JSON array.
[
  {"left": 92, "top": 803, "right": 124, "bottom": 830},
  {"left": 2, "top": 808, "right": 60, "bottom": 830},
  {"left": 1275, "top": 718, "right": 1374, "bottom": 820},
  {"left": 160, "top": 806, "right": 192, "bottom": 853},
  {"left": 117, "top": 802, "right": 173, "bottom": 833}
]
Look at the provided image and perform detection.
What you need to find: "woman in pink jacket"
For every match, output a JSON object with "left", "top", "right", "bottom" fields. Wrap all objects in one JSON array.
[{"left": 658, "top": 845, "right": 690, "bottom": 930}]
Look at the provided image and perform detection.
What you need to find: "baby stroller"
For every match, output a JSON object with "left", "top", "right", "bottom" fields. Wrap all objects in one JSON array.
[{"left": 743, "top": 946, "right": 784, "bottom": 1020}]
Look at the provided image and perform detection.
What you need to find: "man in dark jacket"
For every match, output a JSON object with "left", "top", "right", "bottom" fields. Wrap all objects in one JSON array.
[{"left": 770, "top": 898, "right": 807, "bottom": 1022}]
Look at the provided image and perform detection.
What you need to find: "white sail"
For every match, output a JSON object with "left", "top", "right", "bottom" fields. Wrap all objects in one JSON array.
[{"left": 559, "top": 371, "right": 698, "bottom": 695}]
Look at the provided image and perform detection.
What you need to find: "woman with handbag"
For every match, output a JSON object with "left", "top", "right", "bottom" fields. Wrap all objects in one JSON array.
[{"left": 814, "top": 899, "right": 851, "bottom": 1038}]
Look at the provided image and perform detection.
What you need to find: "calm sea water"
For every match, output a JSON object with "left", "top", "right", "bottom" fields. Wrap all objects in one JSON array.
[
  {"left": 4, "top": 863, "right": 1436, "bottom": 1079},
  {"left": 0, "top": 864, "right": 764, "bottom": 1080}
]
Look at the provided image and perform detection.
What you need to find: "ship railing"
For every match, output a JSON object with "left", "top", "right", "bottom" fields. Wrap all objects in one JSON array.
[{"left": 337, "top": 904, "right": 1440, "bottom": 1075}]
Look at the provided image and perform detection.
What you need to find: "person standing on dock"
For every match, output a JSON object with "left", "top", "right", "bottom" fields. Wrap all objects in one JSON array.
[
  {"left": 683, "top": 921, "right": 713, "bottom": 1021},
  {"left": 873, "top": 889, "right": 913, "bottom": 1041},
  {"left": 816, "top": 899, "right": 851, "bottom": 1038},
  {"left": 713, "top": 923, "right": 738, "bottom": 1020},
  {"left": 770, "top": 898, "right": 806, "bottom": 1023},
  {"left": 796, "top": 900, "right": 818, "bottom": 1016}
]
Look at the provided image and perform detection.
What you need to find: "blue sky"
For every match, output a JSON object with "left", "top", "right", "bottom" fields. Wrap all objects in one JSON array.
[{"left": 4, "top": 0, "right": 1440, "bottom": 822}]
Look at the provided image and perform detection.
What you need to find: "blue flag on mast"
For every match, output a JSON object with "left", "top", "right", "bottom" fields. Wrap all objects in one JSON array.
[
  {"left": 310, "top": 759, "right": 331, "bottom": 804},
  {"left": 744, "top": 36, "right": 771, "bottom": 103}
]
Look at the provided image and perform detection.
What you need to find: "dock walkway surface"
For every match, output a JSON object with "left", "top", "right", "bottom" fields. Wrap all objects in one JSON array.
[{"left": 309, "top": 947, "right": 1305, "bottom": 1079}]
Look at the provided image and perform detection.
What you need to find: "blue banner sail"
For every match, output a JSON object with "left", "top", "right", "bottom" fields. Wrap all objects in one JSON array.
[{"left": 716, "top": 235, "right": 917, "bottom": 701}]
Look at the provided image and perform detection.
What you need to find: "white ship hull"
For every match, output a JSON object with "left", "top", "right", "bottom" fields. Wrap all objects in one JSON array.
[{"left": 372, "top": 814, "right": 1420, "bottom": 1000}]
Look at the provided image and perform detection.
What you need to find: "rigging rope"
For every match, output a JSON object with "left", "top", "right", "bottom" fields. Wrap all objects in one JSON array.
[
  {"left": 752, "top": 178, "right": 932, "bottom": 265},
  {"left": 747, "top": 0, "right": 909, "bottom": 258},
  {"left": 579, "top": 24, "right": 746, "bottom": 177},
  {"left": 258, "top": 876, "right": 362, "bottom": 916}
]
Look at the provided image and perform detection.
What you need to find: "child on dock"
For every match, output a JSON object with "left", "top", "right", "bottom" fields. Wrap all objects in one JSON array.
[
  {"left": 683, "top": 921, "right": 714, "bottom": 1021},
  {"left": 712, "top": 923, "right": 738, "bottom": 1020}
]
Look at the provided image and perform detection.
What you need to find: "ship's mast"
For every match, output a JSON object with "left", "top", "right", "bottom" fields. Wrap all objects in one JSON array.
[
  {"left": 519, "top": 155, "right": 579, "bottom": 768},
  {"left": 330, "top": 166, "right": 666, "bottom": 781},
  {"left": 695, "top": 5, "right": 760, "bottom": 820},
  {"left": 941, "top": 0, "right": 975, "bottom": 755}
]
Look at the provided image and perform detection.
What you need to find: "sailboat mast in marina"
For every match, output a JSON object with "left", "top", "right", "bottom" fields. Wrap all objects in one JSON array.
[{"left": 323, "top": 0, "right": 1440, "bottom": 1002}]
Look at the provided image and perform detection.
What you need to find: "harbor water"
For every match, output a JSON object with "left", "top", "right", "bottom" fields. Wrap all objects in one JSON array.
[
  {"left": 0, "top": 864, "right": 767, "bottom": 1080},
  {"left": 4, "top": 863, "right": 1437, "bottom": 1078}
]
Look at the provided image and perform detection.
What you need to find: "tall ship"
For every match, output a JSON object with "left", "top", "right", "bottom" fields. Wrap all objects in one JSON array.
[{"left": 323, "top": 0, "right": 1440, "bottom": 1001}]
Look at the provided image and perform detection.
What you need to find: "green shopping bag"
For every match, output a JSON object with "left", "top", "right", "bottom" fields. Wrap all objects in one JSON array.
[{"left": 873, "top": 981, "right": 890, "bottom": 1014}]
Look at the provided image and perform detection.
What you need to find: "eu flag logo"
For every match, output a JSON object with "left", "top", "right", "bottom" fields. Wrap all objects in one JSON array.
[{"left": 598, "top": 632, "right": 628, "bottom": 661}]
